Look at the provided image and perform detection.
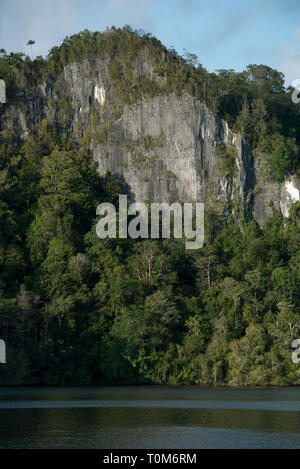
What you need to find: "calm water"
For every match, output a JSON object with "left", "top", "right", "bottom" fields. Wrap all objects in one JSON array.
[{"left": 0, "top": 386, "right": 300, "bottom": 448}]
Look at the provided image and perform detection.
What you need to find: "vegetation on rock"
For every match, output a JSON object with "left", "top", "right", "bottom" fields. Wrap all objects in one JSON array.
[{"left": 0, "top": 27, "right": 300, "bottom": 385}]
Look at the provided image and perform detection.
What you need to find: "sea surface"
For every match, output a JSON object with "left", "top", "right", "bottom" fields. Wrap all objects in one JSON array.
[{"left": 0, "top": 386, "right": 299, "bottom": 448}]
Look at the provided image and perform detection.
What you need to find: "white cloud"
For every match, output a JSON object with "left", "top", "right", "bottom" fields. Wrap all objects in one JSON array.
[
  {"left": 275, "top": 25, "right": 300, "bottom": 86},
  {"left": 0, "top": 0, "right": 153, "bottom": 57},
  {"left": 293, "top": 26, "right": 300, "bottom": 39},
  {"left": 276, "top": 43, "right": 300, "bottom": 86}
]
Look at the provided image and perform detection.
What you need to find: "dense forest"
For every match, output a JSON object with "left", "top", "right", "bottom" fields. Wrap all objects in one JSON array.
[{"left": 0, "top": 27, "right": 300, "bottom": 386}]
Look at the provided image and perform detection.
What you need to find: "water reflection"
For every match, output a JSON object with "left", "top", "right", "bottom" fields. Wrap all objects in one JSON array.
[{"left": 0, "top": 386, "right": 299, "bottom": 448}]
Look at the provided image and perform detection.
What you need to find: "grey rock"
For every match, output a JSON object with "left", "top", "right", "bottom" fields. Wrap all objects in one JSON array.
[{"left": 3, "top": 58, "right": 299, "bottom": 225}]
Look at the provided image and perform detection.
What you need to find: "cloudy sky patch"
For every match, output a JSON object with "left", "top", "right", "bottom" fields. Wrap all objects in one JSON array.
[{"left": 0, "top": 0, "right": 299, "bottom": 85}]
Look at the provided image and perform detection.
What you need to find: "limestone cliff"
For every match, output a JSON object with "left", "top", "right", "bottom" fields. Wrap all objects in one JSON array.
[{"left": 2, "top": 55, "right": 299, "bottom": 225}]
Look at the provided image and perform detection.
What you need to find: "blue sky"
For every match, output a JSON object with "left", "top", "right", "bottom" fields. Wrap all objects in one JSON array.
[{"left": 1, "top": 0, "right": 300, "bottom": 84}]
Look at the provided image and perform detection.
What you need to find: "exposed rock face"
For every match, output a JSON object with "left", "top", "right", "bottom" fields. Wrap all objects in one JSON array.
[
  {"left": 93, "top": 93, "right": 254, "bottom": 214},
  {"left": 253, "top": 156, "right": 300, "bottom": 225},
  {"left": 281, "top": 178, "right": 300, "bottom": 216},
  {"left": 3, "top": 58, "right": 300, "bottom": 225}
]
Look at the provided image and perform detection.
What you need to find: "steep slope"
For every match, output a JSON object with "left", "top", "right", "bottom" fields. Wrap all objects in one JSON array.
[
  {"left": 1, "top": 27, "right": 300, "bottom": 224},
  {"left": 1, "top": 28, "right": 300, "bottom": 387}
]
